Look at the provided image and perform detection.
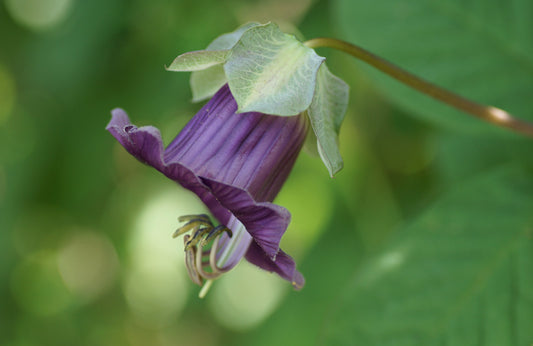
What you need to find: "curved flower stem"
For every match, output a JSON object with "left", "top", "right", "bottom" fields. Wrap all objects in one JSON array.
[{"left": 305, "top": 37, "right": 533, "bottom": 138}]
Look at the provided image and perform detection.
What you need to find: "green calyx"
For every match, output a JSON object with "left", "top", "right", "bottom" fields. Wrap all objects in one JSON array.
[{"left": 167, "top": 22, "right": 349, "bottom": 176}]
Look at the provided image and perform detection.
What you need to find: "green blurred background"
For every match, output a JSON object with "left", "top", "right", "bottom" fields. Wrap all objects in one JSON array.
[{"left": 1, "top": 0, "right": 532, "bottom": 345}]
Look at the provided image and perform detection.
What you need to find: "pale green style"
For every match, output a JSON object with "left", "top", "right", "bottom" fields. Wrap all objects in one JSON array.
[{"left": 166, "top": 22, "right": 349, "bottom": 176}]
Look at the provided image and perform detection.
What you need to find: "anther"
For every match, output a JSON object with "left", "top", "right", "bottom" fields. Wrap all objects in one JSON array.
[
  {"left": 173, "top": 215, "right": 214, "bottom": 238},
  {"left": 175, "top": 213, "right": 234, "bottom": 291},
  {"left": 178, "top": 214, "right": 211, "bottom": 223},
  {"left": 201, "top": 225, "right": 233, "bottom": 246},
  {"left": 184, "top": 226, "right": 211, "bottom": 250}
]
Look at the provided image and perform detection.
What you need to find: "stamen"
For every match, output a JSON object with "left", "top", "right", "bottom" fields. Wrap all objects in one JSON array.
[
  {"left": 174, "top": 213, "right": 235, "bottom": 294},
  {"left": 195, "top": 235, "right": 224, "bottom": 280},
  {"left": 173, "top": 219, "right": 213, "bottom": 238},
  {"left": 209, "top": 234, "right": 227, "bottom": 275},
  {"left": 183, "top": 235, "right": 203, "bottom": 286},
  {"left": 201, "top": 225, "right": 233, "bottom": 246},
  {"left": 184, "top": 227, "right": 211, "bottom": 250},
  {"left": 178, "top": 214, "right": 212, "bottom": 223}
]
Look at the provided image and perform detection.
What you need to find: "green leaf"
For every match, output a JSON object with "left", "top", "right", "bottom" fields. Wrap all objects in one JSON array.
[
  {"left": 334, "top": 0, "right": 533, "bottom": 134},
  {"left": 433, "top": 132, "right": 533, "bottom": 185},
  {"left": 307, "top": 63, "right": 349, "bottom": 177},
  {"left": 190, "top": 22, "right": 261, "bottom": 101},
  {"left": 224, "top": 22, "right": 325, "bottom": 116},
  {"left": 190, "top": 65, "right": 227, "bottom": 102},
  {"left": 166, "top": 50, "right": 228, "bottom": 72},
  {"left": 204, "top": 22, "right": 261, "bottom": 51},
  {"left": 321, "top": 166, "right": 533, "bottom": 345}
]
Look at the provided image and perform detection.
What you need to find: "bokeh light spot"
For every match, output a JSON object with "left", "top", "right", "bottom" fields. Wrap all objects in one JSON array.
[
  {"left": 0, "top": 64, "right": 16, "bottom": 126},
  {"left": 378, "top": 250, "right": 406, "bottom": 271},
  {"left": 360, "top": 247, "right": 410, "bottom": 286},
  {"left": 57, "top": 230, "right": 119, "bottom": 302},
  {"left": 10, "top": 251, "right": 74, "bottom": 316},
  {"left": 124, "top": 264, "right": 186, "bottom": 329},
  {"left": 5, "top": 0, "right": 73, "bottom": 31},
  {"left": 124, "top": 188, "right": 206, "bottom": 327},
  {"left": 208, "top": 261, "right": 286, "bottom": 331}
]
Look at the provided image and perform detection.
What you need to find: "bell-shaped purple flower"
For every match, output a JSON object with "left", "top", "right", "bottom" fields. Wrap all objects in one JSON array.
[{"left": 107, "top": 84, "right": 308, "bottom": 290}]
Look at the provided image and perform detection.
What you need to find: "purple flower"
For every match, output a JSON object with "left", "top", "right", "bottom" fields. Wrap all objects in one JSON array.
[{"left": 107, "top": 84, "right": 307, "bottom": 290}]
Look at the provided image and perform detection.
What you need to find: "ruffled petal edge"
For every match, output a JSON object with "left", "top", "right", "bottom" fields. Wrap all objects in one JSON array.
[
  {"left": 107, "top": 109, "right": 290, "bottom": 260},
  {"left": 245, "top": 241, "right": 305, "bottom": 289}
]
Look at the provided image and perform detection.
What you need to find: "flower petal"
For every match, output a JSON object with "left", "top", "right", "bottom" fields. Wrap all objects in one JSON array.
[
  {"left": 245, "top": 241, "right": 305, "bottom": 290},
  {"left": 202, "top": 178, "right": 290, "bottom": 258},
  {"left": 107, "top": 84, "right": 308, "bottom": 287},
  {"left": 107, "top": 108, "right": 292, "bottom": 259},
  {"left": 107, "top": 108, "right": 165, "bottom": 170},
  {"left": 107, "top": 110, "right": 232, "bottom": 225}
]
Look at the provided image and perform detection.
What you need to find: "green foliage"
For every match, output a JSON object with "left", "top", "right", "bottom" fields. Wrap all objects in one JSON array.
[{"left": 321, "top": 166, "right": 533, "bottom": 345}]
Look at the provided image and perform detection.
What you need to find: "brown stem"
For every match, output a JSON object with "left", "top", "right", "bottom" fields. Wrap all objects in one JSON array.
[{"left": 305, "top": 37, "right": 533, "bottom": 138}]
